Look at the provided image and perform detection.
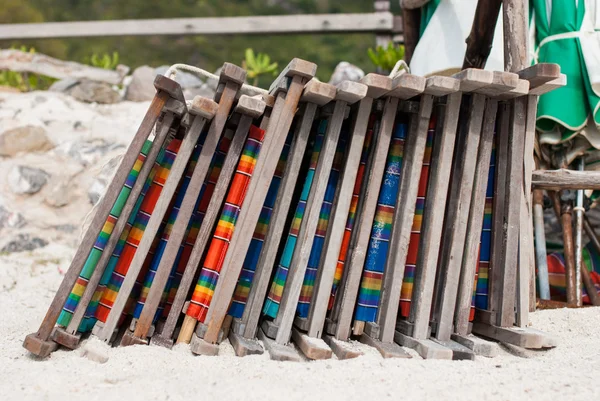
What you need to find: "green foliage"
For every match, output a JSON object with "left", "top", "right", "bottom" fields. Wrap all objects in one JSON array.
[
  {"left": 367, "top": 42, "right": 405, "bottom": 73},
  {"left": 0, "top": 45, "right": 56, "bottom": 91},
  {"left": 243, "top": 48, "right": 278, "bottom": 86},
  {"left": 85, "top": 52, "right": 120, "bottom": 70}
]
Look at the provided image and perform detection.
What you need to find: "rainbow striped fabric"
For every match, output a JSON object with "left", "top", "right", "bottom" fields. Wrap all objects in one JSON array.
[
  {"left": 399, "top": 119, "right": 435, "bottom": 317},
  {"left": 57, "top": 140, "right": 153, "bottom": 329},
  {"left": 546, "top": 244, "right": 600, "bottom": 303},
  {"left": 328, "top": 115, "right": 377, "bottom": 311},
  {"left": 354, "top": 122, "right": 407, "bottom": 323},
  {"left": 94, "top": 139, "right": 182, "bottom": 324},
  {"left": 159, "top": 131, "right": 233, "bottom": 318},
  {"left": 132, "top": 142, "right": 204, "bottom": 320},
  {"left": 262, "top": 120, "right": 328, "bottom": 318},
  {"left": 186, "top": 125, "right": 266, "bottom": 323},
  {"left": 296, "top": 129, "right": 348, "bottom": 318},
  {"left": 227, "top": 131, "right": 293, "bottom": 318},
  {"left": 78, "top": 145, "right": 169, "bottom": 333},
  {"left": 475, "top": 142, "right": 496, "bottom": 311}
]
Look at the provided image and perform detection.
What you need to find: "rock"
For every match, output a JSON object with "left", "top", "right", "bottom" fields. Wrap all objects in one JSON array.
[
  {"left": 183, "top": 84, "right": 216, "bottom": 100},
  {"left": 49, "top": 78, "right": 80, "bottom": 94},
  {"left": 0, "top": 125, "right": 54, "bottom": 156},
  {"left": 8, "top": 166, "right": 50, "bottom": 195},
  {"left": 328, "top": 62, "right": 365, "bottom": 86},
  {"left": 54, "top": 138, "right": 124, "bottom": 167},
  {"left": 1, "top": 234, "right": 48, "bottom": 253},
  {"left": 154, "top": 65, "right": 204, "bottom": 89},
  {"left": 0, "top": 205, "right": 26, "bottom": 230},
  {"left": 88, "top": 154, "right": 122, "bottom": 205},
  {"left": 44, "top": 179, "right": 71, "bottom": 208},
  {"left": 125, "top": 65, "right": 156, "bottom": 102},
  {"left": 70, "top": 79, "right": 121, "bottom": 104}
]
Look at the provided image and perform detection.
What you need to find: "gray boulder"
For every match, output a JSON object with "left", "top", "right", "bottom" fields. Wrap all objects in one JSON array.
[
  {"left": 8, "top": 165, "right": 50, "bottom": 195},
  {"left": 49, "top": 78, "right": 80, "bottom": 94},
  {"left": 54, "top": 138, "right": 124, "bottom": 167},
  {"left": 70, "top": 79, "right": 121, "bottom": 104},
  {"left": 1, "top": 234, "right": 48, "bottom": 253},
  {"left": 154, "top": 65, "right": 204, "bottom": 89},
  {"left": 125, "top": 65, "right": 156, "bottom": 102},
  {"left": 0, "top": 125, "right": 54, "bottom": 156},
  {"left": 0, "top": 205, "right": 26, "bottom": 230},
  {"left": 88, "top": 154, "right": 122, "bottom": 205},
  {"left": 328, "top": 62, "right": 365, "bottom": 86}
]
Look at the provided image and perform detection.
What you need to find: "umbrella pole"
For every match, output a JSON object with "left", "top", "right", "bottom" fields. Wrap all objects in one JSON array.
[
  {"left": 533, "top": 189, "right": 551, "bottom": 300},
  {"left": 574, "top": 158, "right": 585, "bottom": 306}
]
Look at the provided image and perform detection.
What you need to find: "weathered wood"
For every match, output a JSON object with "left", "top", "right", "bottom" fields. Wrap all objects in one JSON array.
[
  {"left": 228, "top": 331, "right": 264, "bottom": 357},
  {"left": 100, "top": 111, "right": 212, "bottom": 344},
  {"left": 128, "top": 98, "right": 253, "bottom": 344},
  {"left": 238, "top": 80, "right": 334, "bottom": 341},
  {"left": 201, "top": 61, "right": 316, "bottom": 345},
  {"left": 377, "top": 89, "right": 435, "bottom": 344},
  {"left": 53, "top": 106, "right": 176, "bottom": 349},
  {"left": 360, "top": 333, "right": 412, "bottom": 359},
  {"left": 305, "top": 74, "right": 390, "bottom": 339},
  {"left": 472, "top": 322, "right": 556, "bottom": 349},
  {"left": 0, "top": 13, "right": 396, "bottom": 40},
  {"left": 271, "top": 81, "right": 367, "bottom": 345},
  {"left": 23, "top": 89, "right": 170, "bottom": 357},
  {"left": 330, "top": 75, "right": 424, "bottom": 342},
  {"left": 291, "top": 328, "right": 333, "bottom": 360},
  {"left": 323, "top": 335, "right": 363, "bottom": 359},
  {"left": 257, "top": 328, "right": 303, "bottom": 362},
  {"left": 0, "top": 49, "right": 127, "bottom": 84},
  {"left": 560, "top": 202, "right": 579, "bottom": 306},
  {"left": 394, "top": 331, "right": 453, "bottom": 360},
  {"left": 502, "top": 0, "right": 528, "bottom": 73},
  {"left": 532, "top": 170, "right": 600, "bottom": 190},
  {"left": 454, "top": 97, "right": 499, "bottom": 336},
  {"left": 582, "top": 217, "right": 600, "bottom": 306},
  {"left": 408, "top": 93, "right": 462, "bottom": 341},
  {"left": 451, "top": 333, "right": 500, "bottom": 357},
  {"left": 402, "top": 8, "right": 420, "bottom": 65},
  {"left": 463, "top": 0, "right": 502, "bottom": 69},
  {"left": 431, "top": 338, "right": 476, "bottom": 360}
]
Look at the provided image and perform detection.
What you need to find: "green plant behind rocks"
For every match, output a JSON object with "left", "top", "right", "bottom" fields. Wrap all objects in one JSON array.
[
  {"left": 85, "top": 52, "right": 120, "bottom": 70},
  {"left": 368, "top": 42, "right": 405, "bottom": 74},
  {"left": 242, "top": 48, "right": 278, "bottom": 87},
  {"left": 0, "top": 46, "right": 56, "bottom": 91}
]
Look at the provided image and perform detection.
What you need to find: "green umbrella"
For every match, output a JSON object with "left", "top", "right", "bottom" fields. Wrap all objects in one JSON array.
[{"left": 533, "top": 0, "right": 600, "bottom": 148}]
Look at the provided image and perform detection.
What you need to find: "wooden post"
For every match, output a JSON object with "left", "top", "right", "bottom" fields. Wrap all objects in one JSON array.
[
  {"left": 401, "top": 8, "right": 420, "bottom": 65},
  {"left": 188, "top": 59, "right": 317, "bottom": 357},
  {"left": 226, "top": 79, "right": 335, "bottom": 358},
  {"left": 22, "top": 76, "right": 180, "bottom": 357},
  {"left": 94, "top": 64, "right": 246, "bottom": 344},
  {"left": 52, "top": 87, "right": 188, "bottom": 351},
  {"left": 372, "top": 76, "right": 459, "bottom": 354},
  {"left": 123, "top": 97, "right": 260, "bottom": 346},
  {"left": 298, "top": 74, "right": 391, "bottom": 360},
  {"left": 328, "top": 73, "right": 425, "bottom": 351},
  {"left": 463, "top": 0, "right": 503, "bottom": 69},
  {"left": 582, "top": 217, "right": 600, "bottom": 306}
]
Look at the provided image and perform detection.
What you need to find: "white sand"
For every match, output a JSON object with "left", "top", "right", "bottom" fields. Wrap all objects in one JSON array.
[{"left": 1, "top": 245, "right": 599, "bottom": 401}]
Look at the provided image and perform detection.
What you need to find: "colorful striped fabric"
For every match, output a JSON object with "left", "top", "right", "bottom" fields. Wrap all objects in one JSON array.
[
  {"left": 475, "top": 142, "right": 497, "bottom": 310},
  {"left": 78, "top": 145, "right": 169, "bottom": 333},
  {"left": 186, "top": 125, "right": 266, "bottom": 323},
  {"left": 296, "top": 130, "right": 348, "bottom": 318},
  {"left": 354, "top": 122, "right": 407, "bottom": 323},
  {"left": 56, "top": 140, "right": 153, "bottom": 329},
  {"left": 159, "top": 131, "right": 233, "bottom": 319},
  {"left": 132, "top": 142, "right": 204, "bottom": 320},
  {"left": 227, "top": 131, "right": 293, "bottom": 318},
  {"left": 262, "top": 120, "right": 328, "bottom": 318},
  {"left": 94, "top": 139, "right": 182, "bottom": 324},
  {"left": 399, "top": 119, "right": 435, "bottom": 317},
  {"left": 546, "top": 244, "right": 600, "bottom": 303},
  {"left": 328, "top": 115, "right": 377, "bottom": 311}
]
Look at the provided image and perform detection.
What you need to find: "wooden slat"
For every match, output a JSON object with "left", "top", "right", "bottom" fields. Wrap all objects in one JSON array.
[
  {"left": 433, "top": 93, "right": 486, "bottom": 341},
  {"left": 454, "top": 98, "right": 499, "bottom": 335},
  {"left": 22, "top": 89, "right": 170, "bottom": 356},
  {"left": 531, "top": 170, "right": 600, "bottom": 190},
  {"left": 0, "top": 13, "right": 395, "bottom": 40},
  {"left": 408, "top": 93, "right": 462, "bottom": 340},
  {"left": 377, "top": 92, "right": 434, "bottom": 343},
  {"left": 201, "top": 62, "right": 315, "bottom": 344}
]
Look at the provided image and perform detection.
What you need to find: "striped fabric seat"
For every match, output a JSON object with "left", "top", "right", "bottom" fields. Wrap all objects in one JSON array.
[
  {"left": 228, "top": 131, "right": 293, "bottom": 318},
  {"left": 94, "top": 140, "right": 182, "bottom": 324},
  {"left": 296, "top": 128, "right": 348, "bottom": 318},
  {"left": 57, "top": 140, "right": 153, "bottom": 329},
  {"left": 354, "top": 122, "right": 407, "bottom": 323},
  {"left": 262, "top": 120, "right": 327, "bottom": 318},
  {"left": 329, "top": 114, "right": 377, "bottom": 311},
  {"left": 186, "top": 125, "right": 266, "bottom": 323}
]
